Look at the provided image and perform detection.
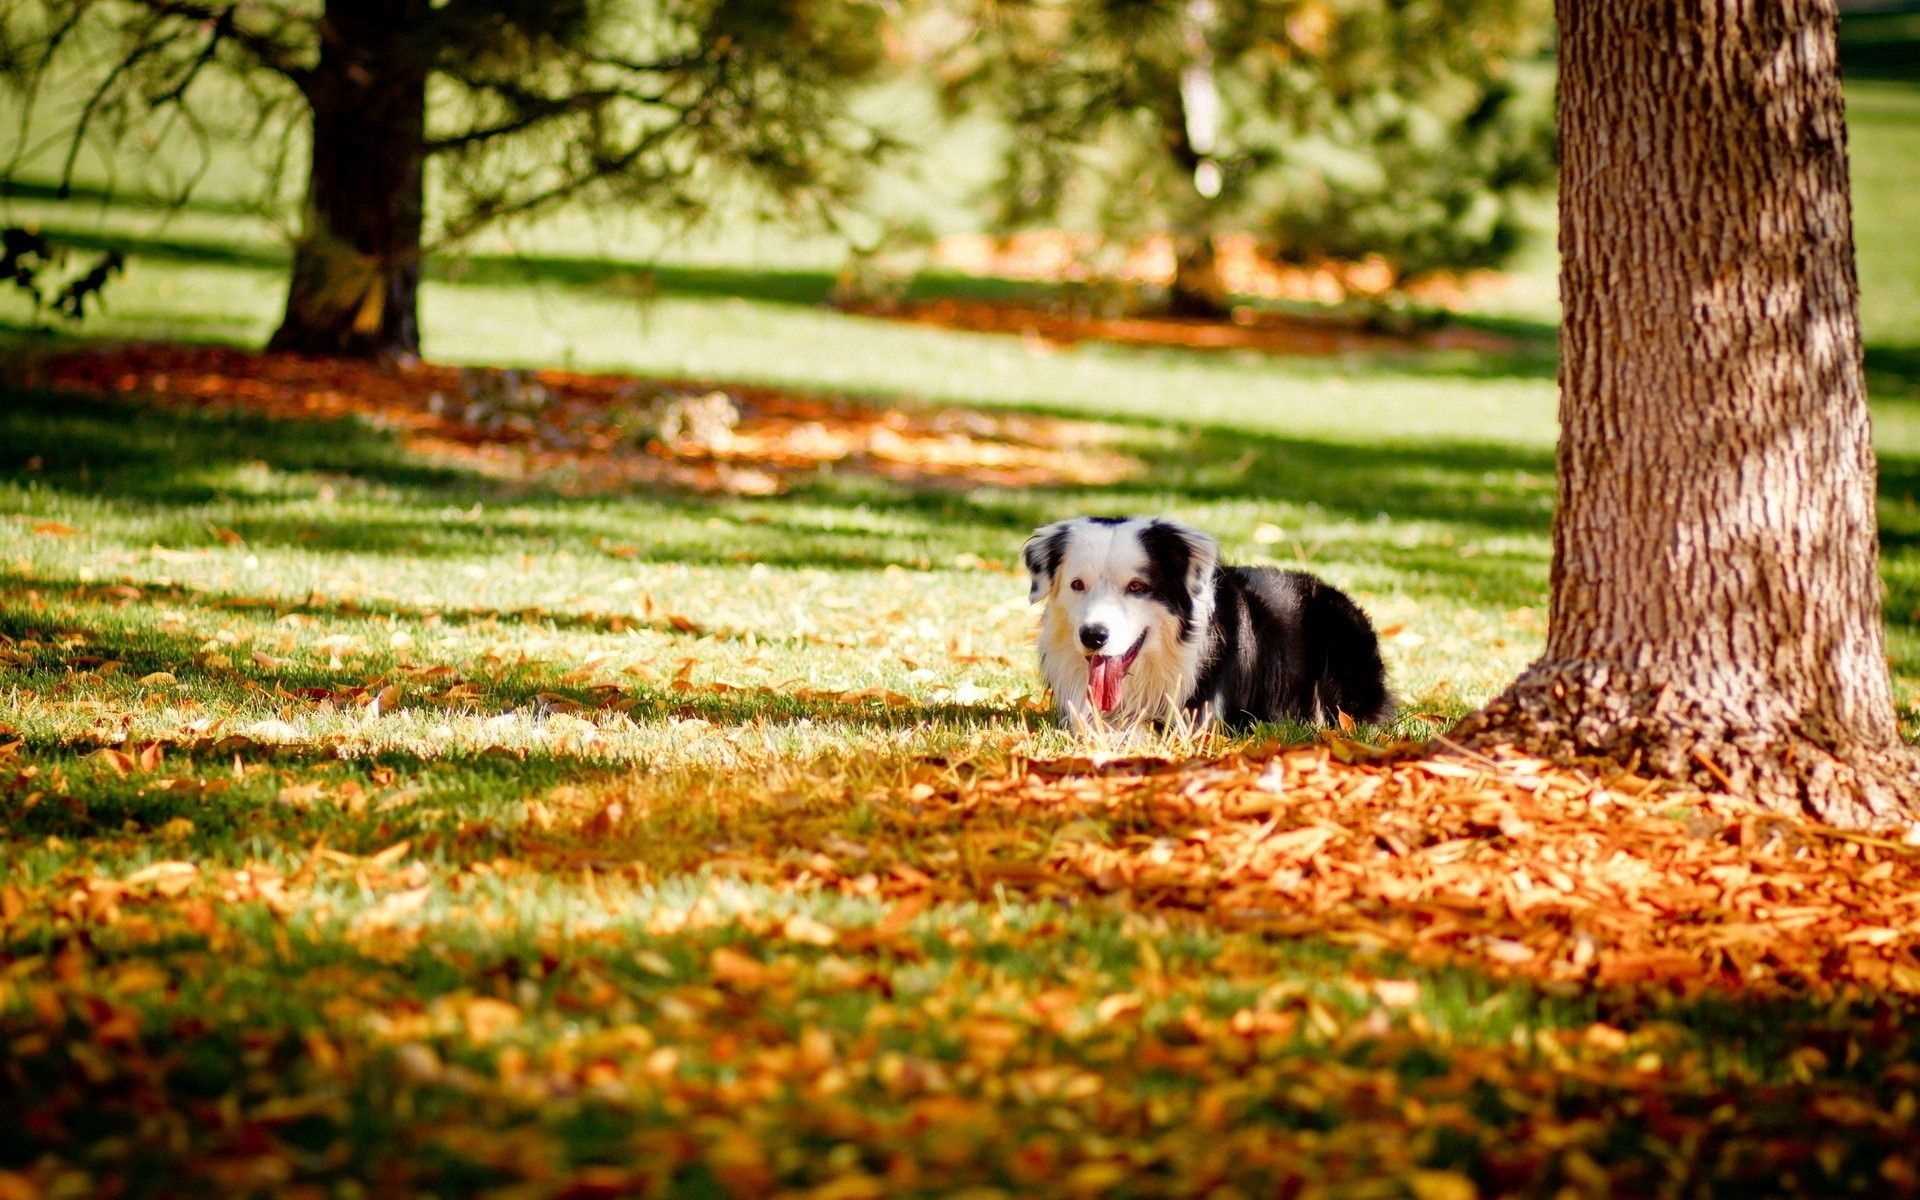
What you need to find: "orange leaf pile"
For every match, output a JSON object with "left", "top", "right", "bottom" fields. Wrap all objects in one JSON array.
[{"left": 614, "top": 741, "right": 1920, "bottom": 1001}]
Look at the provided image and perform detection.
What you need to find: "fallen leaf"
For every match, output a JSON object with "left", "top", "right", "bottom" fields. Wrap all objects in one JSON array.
[
  {"left": 123, "top": 861, "right": 197, "bottom": 895},
  {"left": 876, "top": 891, "right": 930, "bottom": 938},
  {"left": 1371, "top": 979, "right": 1421, "bottom": 1007},
  {"left": 1410, "top": 1170, "right": 1478, "bottom": 1200},
  {"left": 90, "top": 748, "right": 134, "bottom": 776},
  {"left": 782, "top": 913, "right": 837, "bottom": 947},
  {"left": 710, "top": 946, "right": 768, "bottom": 989}
]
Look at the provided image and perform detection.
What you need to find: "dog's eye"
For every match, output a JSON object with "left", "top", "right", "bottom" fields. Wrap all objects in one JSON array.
[
  {"left": 1069, "top": 579, "right": 1086, "bottom": 592},
  {"left": 1125, "top": 580, "right": 1149, "bottom": 595}
]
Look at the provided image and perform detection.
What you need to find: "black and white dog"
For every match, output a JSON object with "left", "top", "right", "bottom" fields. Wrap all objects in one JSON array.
[{"left": 1023, "top": 516, "right": 1391, "bottom": 730}]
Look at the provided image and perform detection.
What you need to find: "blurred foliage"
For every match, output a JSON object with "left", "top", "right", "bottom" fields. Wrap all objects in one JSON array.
[
  {"left": 915, "top": 0, "right": 1556, "bottom": 300},
  {"left": 0, "top": 226, "right": 123, "bottom": 323},
  {"left": 0, "top": 0, "right": 1557, "bottom": 318},
  {"left": 0, "top": 0, "right": 897, "bottom": 249}
]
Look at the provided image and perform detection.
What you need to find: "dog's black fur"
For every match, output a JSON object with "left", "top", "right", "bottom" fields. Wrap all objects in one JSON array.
[{"left": 1187, "top": 564, "right": 1392, "bottom": 730}]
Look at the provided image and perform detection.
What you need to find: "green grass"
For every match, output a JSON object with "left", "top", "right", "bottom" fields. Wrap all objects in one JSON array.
[{"left": 2, "top": 51, "right": 1920, "bottom": 1199}]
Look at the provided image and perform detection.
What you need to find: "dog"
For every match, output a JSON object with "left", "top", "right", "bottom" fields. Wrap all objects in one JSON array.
[{"left": 1023, "top": 516, "right": 1391, "bottom": 731}]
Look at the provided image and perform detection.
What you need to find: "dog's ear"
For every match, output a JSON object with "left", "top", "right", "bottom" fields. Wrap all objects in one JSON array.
[
  {"left": 1022, "top": 520, "right": 1074, "bottom": 604},
  {"left": 1149, "top": 519, "right": 1219, "bottom": 600}
]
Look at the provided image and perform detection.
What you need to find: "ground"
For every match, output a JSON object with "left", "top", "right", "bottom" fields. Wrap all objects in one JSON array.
[{"left": 1, "top": 29, "right": 1920, "bottom": 1200}]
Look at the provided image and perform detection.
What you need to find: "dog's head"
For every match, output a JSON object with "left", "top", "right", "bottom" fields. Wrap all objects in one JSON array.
[{"left": 1022, "top": 516, "right": 1218, "bottom": 719}]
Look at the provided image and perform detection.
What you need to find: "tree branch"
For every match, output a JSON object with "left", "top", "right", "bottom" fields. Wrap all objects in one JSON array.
[
  {"left": 422, "top": 86, "right": 652, "bottom": 156},
  {"left": 131, "top": 0, "right": 314, "bottom": 87},
  {"left": 145, "top": 5, "right": 229, "bottom": 106},
  {"left": 582, "top": 51, "right": 697, "bottom": 76},
  {"left": 432, "top": 117, "right": 687, "bottom": 246},
  {"left": 59, "top": 26, "right": 185, "bottom": 194}
]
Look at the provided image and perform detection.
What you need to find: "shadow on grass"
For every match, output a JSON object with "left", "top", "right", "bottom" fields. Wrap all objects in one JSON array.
[
  {"left": 0, "top": 388, "right": 480, "bottom": 499},
  {"left": 0, "top": 572, "right": 759, "bottom": 643},
  {"left": 8, "top": 345, "right": 1920, "bottom": 617},
  {"left": 0, "top": 383, "right": 1555, "bottom": 559},
  {"left": 1, "top": 177, "right": 277, "bottom": 219},
  {"left": 1868, "top": 343, "right": 1920, "bottom": 402},
  {"left": 1840, "top": 9, "right": 1920, "bottom": 83},
  {"left": 0, "top": 737, "right": 629, "bottom": 853},
  {"left": 0, "top": 595, "right": 1043, "bottom": 737},
  {"left": 6, "top": 219, "right": 1049, "bottom": 310}
]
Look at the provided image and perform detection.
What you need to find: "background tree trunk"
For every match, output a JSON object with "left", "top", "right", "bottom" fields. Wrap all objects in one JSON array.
[
  {"left": 268, "top": 0, "right": 427, "bottom": 360},
  {"left": 1455, "top": 0, "right": 1919, "bottom": 827},
  {"left": 1167, "top": 234, "right": 1227, "bottom": 319},
  {"left": 1164, "top": 2, "right": 1229, "bottom": 322}
]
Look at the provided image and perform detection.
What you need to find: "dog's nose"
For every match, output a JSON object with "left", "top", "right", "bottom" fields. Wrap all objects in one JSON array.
[{"left": 1079, "top": 623, "right": 1109, "bottom": 651}]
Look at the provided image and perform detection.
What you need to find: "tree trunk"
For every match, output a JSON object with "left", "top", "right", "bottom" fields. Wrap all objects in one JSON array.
[
  {"left": 1164, "top": 2, "right": 1229, "bottom": 322},
  {"left": 268, "top": 0, "right": 427, "bottom": 360},
  {"left": 1167, "top": 234, "right": 1228, "bottom": 319},
  {"left": 1454, "top": 0, "right": 1920, "bottom": 827}
]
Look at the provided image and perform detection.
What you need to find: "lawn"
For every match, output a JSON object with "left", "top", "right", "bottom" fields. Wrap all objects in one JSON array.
[{"left": 2, "top": 34, "right": 1920, "bottom": 1200}]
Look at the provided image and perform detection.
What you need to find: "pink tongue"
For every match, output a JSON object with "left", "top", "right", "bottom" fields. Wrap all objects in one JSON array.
[{"left": 1088, "top": 655, "right": 1123, "bottom": 713}]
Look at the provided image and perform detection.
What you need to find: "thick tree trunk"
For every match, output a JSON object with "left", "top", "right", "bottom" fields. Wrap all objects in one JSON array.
[
  {"left": 1455, "top": 0, "right": 1919, "bottom": 827},
  {"left": 268, "top": 0, "right": 426, "bottom": 360}
]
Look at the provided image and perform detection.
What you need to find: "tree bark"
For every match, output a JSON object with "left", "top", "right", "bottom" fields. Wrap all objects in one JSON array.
[
  {"left": 1454, "top": 0, "right": 1920, "bottom": 827},
  {"left": 268, "top": 0, "right": 427, "bottom": 360}
]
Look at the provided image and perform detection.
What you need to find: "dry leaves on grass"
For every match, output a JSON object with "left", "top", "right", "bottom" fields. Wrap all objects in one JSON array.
[
  {"left": 923, "top": 230, "right": 1510, "bottom": 309},
  {"left": 29, "top": 345, "right": 1140, "bottom": 494},
  {"left": 7, "top": 739, "right": 1920, "bottom": 1196},
  {"left": 606, "top": 741, "right": 1920, "bottom": 1001}
]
